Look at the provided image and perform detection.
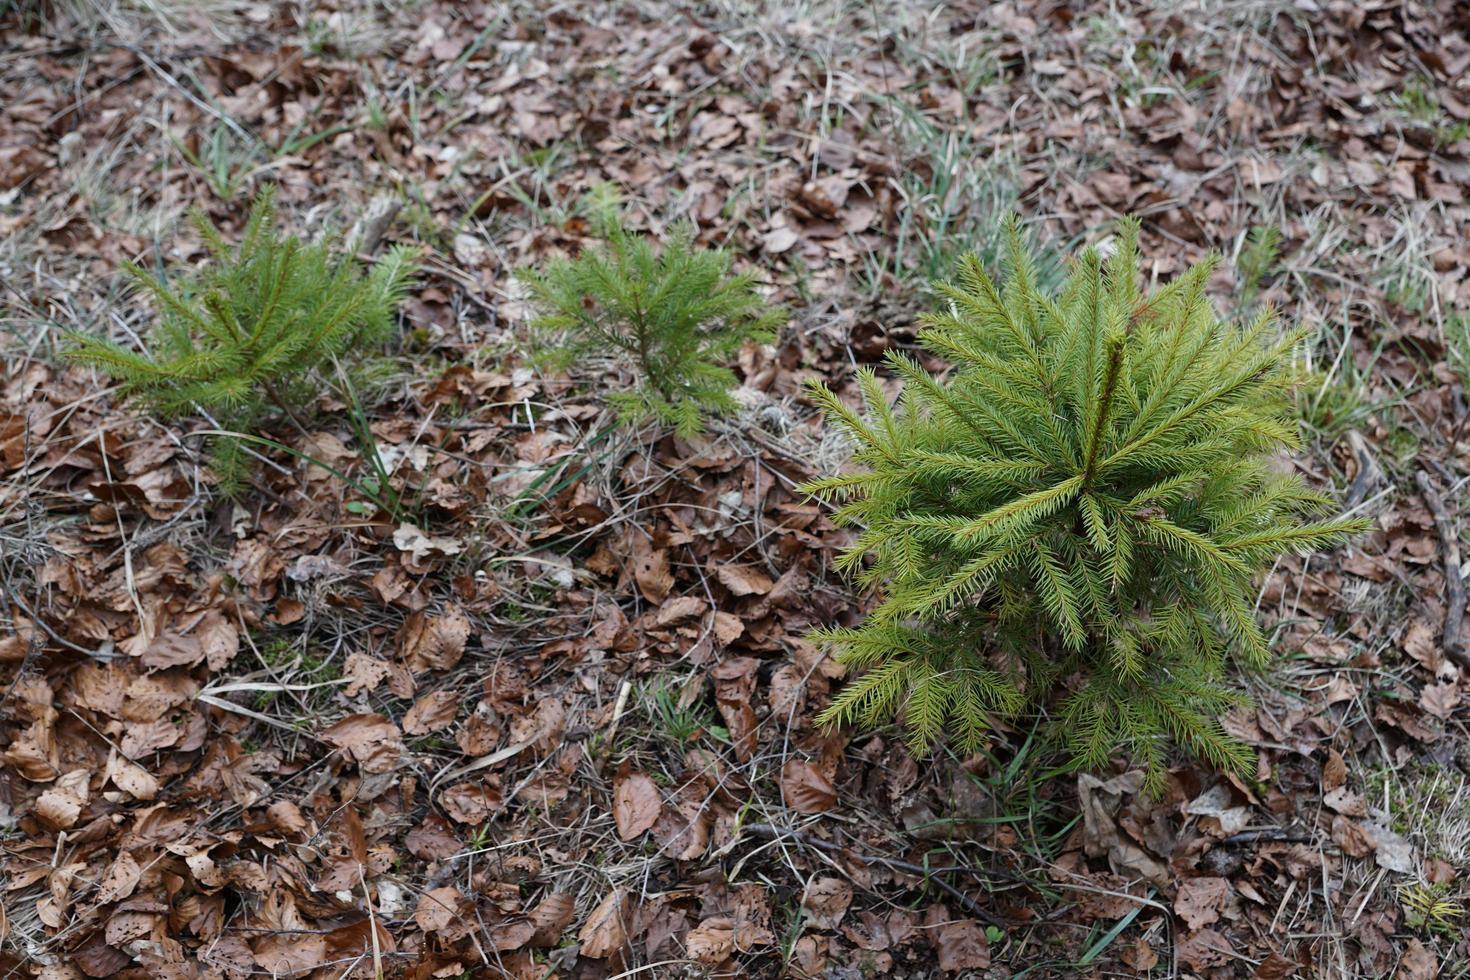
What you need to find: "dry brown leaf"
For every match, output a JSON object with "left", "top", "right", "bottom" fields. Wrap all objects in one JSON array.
[
  {"left": 94, "top": 851, "right": 141, "bottom": 905},
  {"left": 321, "top": 713, "right": 404, "bottom": 774},
  {"left": 35, "top": 769, "right": 89, "bottom": 830},
  {"left": 578, "top": 887, "right": 628, "bottom": 959},
  {"left": 399, "top": 604, "right": 471, "bottom": 673},
  {"left": 634, "top": 548, "right": 673, "bottom": 602},
  {"left": 781, "top": 759, "right": 837, "bottom": 814},
  {"left": 529, "top": 893, "right": 576, "bottom": 947},
  {"left": 801, "top": 877, "right": 852, "bottom": 930},
  {"left": 343, "top": 652, "right": 390, "bottom": 697},
  {"left": 717, "top": 564, "right": 774, "bottom": 596},
  {"left": 1419, "top": 680, "right": 1460, "bottom": 719},
  {"left": 713, "top": 657, "right": 759, "bottom": 763},
  {"left": 687, "top": 916, "right": 735, "bottom": 964},
  {"left": 1254, "top": 951, "right": 1299, "bottom": 979},
  {"left": 612, "top": 771, "right": 662, "bottom": 841},
  {"left": 1397, "top": 938, "right": 1438, "bottom": 980},
  {"left": 1174, "top": 877, "right": 1231, "bottom": 931},
  {"left": 932, "top": 916, "right": 991, "bottom": 971},
  {"left": 415, "top": 885, "right": 468, "bottom": 935},
  {"left": 402, "top": 690, "right": 460, "bottom": 734},
  {"left": 105, "top": 748, "right": 158, "bottom": 800}
]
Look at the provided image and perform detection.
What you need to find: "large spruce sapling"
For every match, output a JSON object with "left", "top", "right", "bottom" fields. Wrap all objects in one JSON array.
[
  {"left": 801, "top": 217, "right": 1366, "bottom": 789},
  {"left": 67, "top": 187, "right": 417, "bottom": 491},
  {"left": 518, "top": 190, "right": 782, "bottom": 437}
]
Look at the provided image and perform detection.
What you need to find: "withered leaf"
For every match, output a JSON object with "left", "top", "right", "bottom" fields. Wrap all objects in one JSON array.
[
  {"left": 578, "top": 887, "right": 628, "bottom": 959},
  {"left": 613, "top": 770, "right": 662, "bottom": 841},
  {"left": 781, "top": 759, "right": 836, "bottom": 814},
  {"left": 321, "top": 713, "right": 403, "bottom": 774},
  {"left": 402, "top": 689, "right": 460, "bottom": 734},
  {"left": 801, "top": 877, "right": 852, "bottom": 930}
]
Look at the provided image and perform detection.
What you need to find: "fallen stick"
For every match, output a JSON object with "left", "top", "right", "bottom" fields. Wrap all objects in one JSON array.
[
  {"left": 739, "top": 821, "right": 1007, "bottom": 928},
  {"left": 1415, "top": 470, "right": 1470, "bottom": 673}
]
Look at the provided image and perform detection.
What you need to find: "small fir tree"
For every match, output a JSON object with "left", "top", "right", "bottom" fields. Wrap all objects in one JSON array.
[
  {"left": 802, "top": 217, "right": 1366, "bottom": 790},
  {"left": 66, "top": 187, "right": 417, "bottom": 490},
  {"left": 518, "top": 196, "right": 782, "bottom": 437}
]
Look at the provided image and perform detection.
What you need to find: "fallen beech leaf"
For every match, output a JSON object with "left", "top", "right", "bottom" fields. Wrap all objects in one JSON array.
[
  {"left": 687, "top": 916, "right": 735, "bottom": 964},
  {"left": 393, "top": 523, "right": 462, "bottom": 563},
  {"left": 141, "top": 631, "right": 204, "bottom": 670},
  {"left": 405, "top": 814, "right": 461, "bottom": 860},
  {"left": 713, "top": 657, "right": 759, "bottom": 762},
  {"left": 801, "top": 877, "right": 852, "bottom": 930},
  {"left": 1253, "top": 950, "right": 1298, "bottom": 978},
  {"left": 1174, "top": 876, "right": 1230, "bottom": 931},
  {"left": 717, "top": 564, "right": 774, "bottom": 596},
  {"left": 35, "top": 769, "right": 89, "bottom": 830},
  {"left": 321, "top": 713, "right": 404, "bottom": 774},
  {"left": 1397, "top": 938, "right": 1438, "bottom": 980},
  {"left": 95, "top": 851, "right": 142, "bottom": 905},
  {"left": 634, "top": 548, "right": 673, "bottom": 602},
  {"left": 1419, "top": 680, "right": 1460, "bottom": 719},
  {"left": 578, "top": 887, "right": 628, "bottom": 958},
  {"left": 399, "top": 604, "right": 471, "bottom": 673},
  {"left": 403, "top": 690, "right": 460, "bottom": 734},
  {"left": 613, "top": 771, "right": 662, "bottom": 840},
  {"left": 105, "top": 748, "right": 158, "bottom": 800},
  {"left": 343, "top": 652, "right": 390, "bottom": 696},
  {"left": 1078, "top": 771, "right": 1172, "bottom": 887},
  {"left": 529, "top": 892, "right": 576, "bottom": 946},
  {"left": 415, "top": 885, "right": 468, "bottom": 935},
  {"left": 656, "top": 595, "right": 706, "bottom": 626},
  {"left": 933, "top": 917, "right": 991, "bottom": 971},
  {"left": 1363, "top": 822, "right": 1415, "bottom": 873},
  {"left": 267, "top": 800, "right": 308, "bottom": 835},
  {"left": 782, "top": 759, "right": 837, "bottom": 813}
]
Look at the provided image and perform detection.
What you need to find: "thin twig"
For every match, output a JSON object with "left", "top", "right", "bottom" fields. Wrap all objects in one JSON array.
[
  {"left": 1415, "top": 469, "right": 1469, "bottom": 673},
  {"left": 740, "top": 822, "right": 1007, "bottom": 927}
]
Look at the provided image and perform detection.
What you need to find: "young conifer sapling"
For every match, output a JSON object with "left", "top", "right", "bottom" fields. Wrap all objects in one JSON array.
[
  {"left": 66, "top": 187, "right": 417, "bottom": 491},
  {"left": 518, "top": 193, "right": 782, "bottom": 437},
  {"left": 802, "top": 217, "right": 1367, "bottom": 790}
]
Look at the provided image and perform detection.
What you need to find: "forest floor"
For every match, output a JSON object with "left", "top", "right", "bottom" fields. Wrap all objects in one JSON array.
[{"left": 2, "top": 0, "right": 1470, "bottom": 977}]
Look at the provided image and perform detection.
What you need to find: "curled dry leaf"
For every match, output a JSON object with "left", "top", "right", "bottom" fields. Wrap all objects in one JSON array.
[{"left": 612, "top": 770, "right": 662, "bottom": 841}]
